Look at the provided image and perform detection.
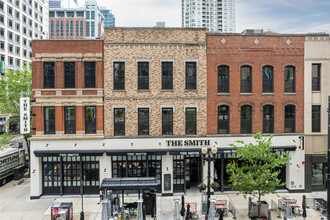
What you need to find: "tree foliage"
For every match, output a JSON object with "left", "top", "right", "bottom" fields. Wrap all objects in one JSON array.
[
  {"left": 0, "top": 63, "right": 32, "bottom": 148},
  {"left": 226, "top": 133, "right": 290, "bottom": 204}
]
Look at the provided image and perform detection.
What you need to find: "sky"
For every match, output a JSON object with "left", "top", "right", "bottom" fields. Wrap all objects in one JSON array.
[{"left": 77, "top": 0, "right": 330, "bottom": 33}]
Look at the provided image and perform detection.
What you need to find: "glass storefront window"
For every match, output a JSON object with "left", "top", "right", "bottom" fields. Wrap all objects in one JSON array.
[{"left": 312, "top": 163, "right": 324, "bottom": 186}]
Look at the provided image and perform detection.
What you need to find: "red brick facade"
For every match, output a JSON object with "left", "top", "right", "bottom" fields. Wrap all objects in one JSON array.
[
  {"left": 207, "top": 34, "right": 305, "bottom": 135},
  {"left": 31, "top": 40, "right": 104, "bottom": 137}
]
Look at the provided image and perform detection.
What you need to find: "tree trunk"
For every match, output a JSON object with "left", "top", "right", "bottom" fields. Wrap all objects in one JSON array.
[{"left": 258, "top": 191, "right": 261, "bottom": 219}]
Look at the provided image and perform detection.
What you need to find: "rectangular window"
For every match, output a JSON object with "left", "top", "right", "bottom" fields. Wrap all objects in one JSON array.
[
  {"left": 162, "top": 62, "right": 173, "bottom": 90},
  {"left": 50, "top": 21, "right": 54, "bottom": 36},
  {"left": 70, "top": 21, "right": 73, "bottom": 36},
  {"left": 65, "top": 107, "right": 76, "bottom": 134},
  {"left": 186, "top": 108, "right": 196, "bottom": 135},
  {"left": 86, "top": 11, "right": 90, "bottom": 19},
  {"left": 312, "top": 64, "right": 321, "bottom": 91},
  {"left": 91, "top": 21, "right": 95, "bottom": 37},
  {"left": 66, "top": 21, "right": 69, "bottom": 36},
  {"left": 84, "top": 62, "right": 96, "bottom": 88},
  {"left": 312, "top": 163, "right": 325, "bottom": 186},
  {"left": 86, "top": 22, "right": 90, "bottom": 37},
  {"left": 75, "top": 21, "right": 79, "bottom": 36},
  {"left": 138, "top": 62, "right": 149, "bottom": 90},
  {"left": 91, "top": 11, "right": 95, "bottom": 19},
  {"left": 44, "top": 107, "right": 55, "bottom": 134},
  {"left": 43, "top": 62, "right": 55, "bottom": 88},
  {"left": 85, "top": 106, "right": 96, "bottom": 134},
  {"left": 186, "top": 62, "right": 197, "bottom": 90},
  {"left": 241, "top": 66, "right": 252, "bottom": 93},
  {"left": 114, "top": 108, "right": 125, "bottom": 136},
  {"left": 64, "top": 62, "right": 75, "bottom": 88},
  {"left": 60, "top": 21, "right": 64, "bottom": 36},
  {"left": 284, "top": 66, "right": 295, "bottom": 93},
  {"left": 114, "top": 62, "right": 125, "bottom": 90},
  {"left": 80, "top": 21, "right": 83, "bottom": 36},
  {"left": 162, "top": 108, "right": 173, "bottom": 135},
  {"left": 56, "top": 21, "right": 59, "bottom": 36},
  {"left": 138, "top": 108, "right": 149, "bottom": 135},
  {"left": 312, "top": 105, "right": 321, "bottom": 132}
]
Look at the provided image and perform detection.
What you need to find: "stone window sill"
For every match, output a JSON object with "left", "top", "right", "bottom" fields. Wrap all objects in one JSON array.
[
  {"left": 284, "top": 93, "right": 296, "bottom": 96},
  {"left": 262, "top": 93, "right": 274, "bottom": 96},
  {"left": 218, "top": 93, "right": 230, "bottom": 96},
  {"left": 240, "top": 93, "right": 253, "bottom": 96}
]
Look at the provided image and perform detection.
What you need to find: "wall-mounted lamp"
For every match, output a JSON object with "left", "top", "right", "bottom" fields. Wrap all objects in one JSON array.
[
  {"left": 296, "top": 164, "right": 300, "bottom": 169},
  {"left": 166, "top": 167, "right": 169, "bottom": 173},
  {"left": 299, "top": 136, "right": 304, "bottom": 150},
  {"left": 104, "top": 168, "right": 107, "bottom": 173},
  {"left": 292, "top": 140, "right": 297, "bottom": 146},
  {"left": 45, "top": 144, "right": 49, "bottom": 149},
  {"left": 32, "top": 170, "right": 36, "bottom": 174},
  {"left": 74, "top": 143, "right": 77, "bottom": 149},
  {"left": 102, "top": 143, "right": 105, "bottom": 149},
  {"left": 158, "top": 142, "right": 161, "bottom": 148},
  {"left": 130, "top": 143, "right": 134, "bottom": 149}
]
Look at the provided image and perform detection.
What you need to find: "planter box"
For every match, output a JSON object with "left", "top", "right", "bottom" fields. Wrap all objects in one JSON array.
[{"left": 251, "top": 201, "right": 268, "bottom": 218}]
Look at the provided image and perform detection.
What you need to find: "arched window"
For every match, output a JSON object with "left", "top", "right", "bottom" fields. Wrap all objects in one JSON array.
[
  {"left": 284, "top": 105, "right": 295, "bottom": 133},
  {"left": 218, "top": 65, "right": 229, "bottom": 93},
  {"left": 241, "top": 65, "right": 252, "bottom": 93},
  {"left": 218, "top": 105, "right": 229, "bottom": 134},
  {"left": 284, "top": 66, "right": 295, "bottom": 93},
  {"left": 241, "top": 105, "right": 252, "bottom": 134},
  {"left": 263, "top": 105, "right": 274, "bottom": 133},
  {"left": 262, "top": 66, "right": 274, "bottom": 93}
]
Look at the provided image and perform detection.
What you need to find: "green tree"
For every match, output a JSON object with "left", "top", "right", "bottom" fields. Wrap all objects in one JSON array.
[
  {"left": 0, "top": 63, "right": 32, "bottom": 152},
  {"left": 226, "top": 133, "right": 290, "bottom": 218}
]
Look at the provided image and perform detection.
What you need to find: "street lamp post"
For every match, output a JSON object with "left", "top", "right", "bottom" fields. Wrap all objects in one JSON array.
[{"left": 201, "top": 144, "right": 218, "bottom": 220}]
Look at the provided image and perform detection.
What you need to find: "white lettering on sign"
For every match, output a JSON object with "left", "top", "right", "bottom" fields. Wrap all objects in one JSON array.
[{"left": 20, "top": 97, "right": 30, "bottom": 134}]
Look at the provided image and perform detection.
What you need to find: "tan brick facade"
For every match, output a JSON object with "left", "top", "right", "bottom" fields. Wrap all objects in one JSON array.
[{"left": 104, "top": 28, "right": 207, "bottom": 137}]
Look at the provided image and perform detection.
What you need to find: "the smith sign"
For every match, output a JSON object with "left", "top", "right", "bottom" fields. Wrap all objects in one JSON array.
[
  {"left": 166, "top": 139, "right": 211, "bottom": 147},
  {"left": 20, "top": 97, "right": 30, "bottom": 134}
]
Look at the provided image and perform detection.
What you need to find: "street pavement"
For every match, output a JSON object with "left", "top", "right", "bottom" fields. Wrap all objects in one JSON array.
[{"left": 0, "top": 178, "right": 328, "bottom": 220}]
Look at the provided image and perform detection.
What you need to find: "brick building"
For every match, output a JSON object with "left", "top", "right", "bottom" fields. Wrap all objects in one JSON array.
[
  {"left": 30, "top": 40, "right": 104, "bottom": 198},
  {"left": 206, "top": 33, "right": 306, "bottom": 192}
]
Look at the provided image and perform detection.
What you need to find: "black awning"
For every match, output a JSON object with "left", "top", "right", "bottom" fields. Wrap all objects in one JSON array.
[
  {"left": 272, "top": 145, "right": 297, "bottom": 151},
  {"left": 106, "top": 149, "right": 167, "bottom": 156},
  {"left": 34, "top": 150, "right": 105, "bottom": 157},
  {"left": 100, "top": 177, "right": 158, "bottom": 190}
]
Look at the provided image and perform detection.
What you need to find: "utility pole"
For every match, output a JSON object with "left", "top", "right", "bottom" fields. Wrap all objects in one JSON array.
[{"left": 327, "top": 96, "right": 330, "bottom": 220}]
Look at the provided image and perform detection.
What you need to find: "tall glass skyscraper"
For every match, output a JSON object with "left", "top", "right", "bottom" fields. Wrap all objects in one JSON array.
[
  {"left": 182, "top": 0, "right": 235, "bottom": 32},
  {"left": 100, "top": 7, "right": 115, "bottom": 27}
]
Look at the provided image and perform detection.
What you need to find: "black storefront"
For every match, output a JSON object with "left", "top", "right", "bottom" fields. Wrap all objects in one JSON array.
[
  {"left": 35, "top": 150, "right": 103, "bottom": 195},
  {"left": 106, "top": 149, "right": 166, "bottom": 193}
]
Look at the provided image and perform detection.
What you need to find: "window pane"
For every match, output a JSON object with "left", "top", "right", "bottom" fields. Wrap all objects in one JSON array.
[
  {"left": 186, "top": 108, "right": 196, "bottom": 135},
  {"left": 162, "top": 62, "right": 173, "bottom": 90},
  {"left": 84, "top": 62, "right": 96, "bottom": 88},
  {"left": 312, "top": 163, "right": 324, "bottom": 186},
  {"left": 284, "top": 105, "right": 295, "bottom": 133},
  {"left": 138, "top": 62, "right": 149, "bottom": 90},
  {"left": 312, "top": 64, "right": 321, "bottom": 91},
  {"left": 65, "top": 107, "right": 76, "bottom": 134},
  {"left": 44, "top": 107, "right": 55, "bottom": 134},
  {"left": 284, "top": 66, "right": 295, "bottom": 93},
  {"left": 218, "top": 105, "right": 229, "bottom": 134},
  {"left": 44, "top": 62, "right": 55, "bottom": 88},
  {"left": 138, "top": 108, "right": 149, "bottom": 135},
  {"left": 263, "top": 105, "right": 274, "bottom": 133},
  {"left": 262, "top": 66, "right": 273, "bottom": 93},
  {"left": 186, "top": 62, "right": 196, "bottom": 90},
  {"left": 114, "top": 62, "right": 125, "bottom": 90},
  {"left": 114, "top": 108, "right": 125, "bottom": 136},
  {"left": 85, "top": 106, "right": 96, "bottom": 134},
  {"left": 240, "top": 66, "right": 252, "bottom": 93},
  {"left": 312, "top": 105, "right": 321, "bottom": 132},
  {"left": 64, "top": 62, "right": 75, "bottom": 88},
  {"left": 241, "top": 105, "right": 252, "bottom": 134},
  {"left": 162, "top": 108, "right": 173, "bottom": 135},
  {"left": 218, "top": 66, "right": 229, "bottom": 93}
]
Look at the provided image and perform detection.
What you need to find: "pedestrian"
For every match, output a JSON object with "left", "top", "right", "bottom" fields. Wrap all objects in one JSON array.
[{"left": 97, "top": 190, "right": 104, "bottom": 204}]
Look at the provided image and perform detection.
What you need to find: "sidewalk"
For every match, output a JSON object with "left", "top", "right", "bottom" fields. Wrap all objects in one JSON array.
[{"left": 0, "top": 178, "right": 328, "bottom": 220}]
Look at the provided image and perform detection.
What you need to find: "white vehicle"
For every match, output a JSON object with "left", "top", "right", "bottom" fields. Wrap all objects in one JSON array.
[{"left": 0, "top": 147, "right": 26, "bottom": 186}]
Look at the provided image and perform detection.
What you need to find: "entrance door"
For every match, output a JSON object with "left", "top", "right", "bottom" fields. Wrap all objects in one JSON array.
[
  {"left": 42, "top": 156, "right": 61, "bottom": 195},
  {"left": 186, "top": 157, "right": 201, "bottom": 189},
  {"left": 173, "top": 155, "right": 185, "bottom": 192},
  {"left": 82, "top": 156, "right": 100, "bottom": 194},
  {"left": 62, "top": 156, "right": 81, "bottom": 194}
]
